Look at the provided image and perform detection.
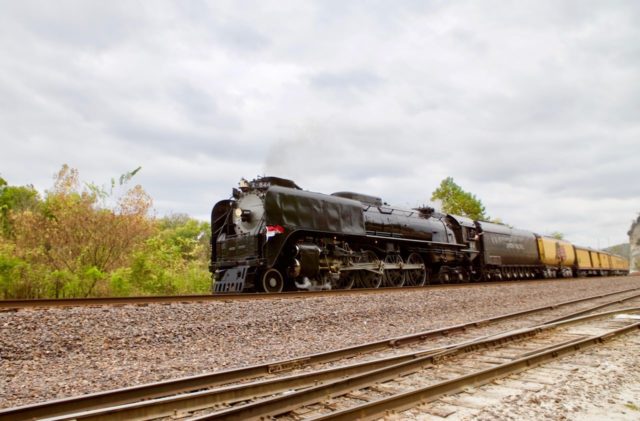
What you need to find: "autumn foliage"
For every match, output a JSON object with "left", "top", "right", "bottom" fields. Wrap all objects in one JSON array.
[{"left": 0, "top": 165, "right": 211, "bottom": 298}]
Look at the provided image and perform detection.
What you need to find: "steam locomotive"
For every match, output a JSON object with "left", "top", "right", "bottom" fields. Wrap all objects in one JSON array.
[{"left": 210, "top": 176, "right": 629, "bottom": 293}]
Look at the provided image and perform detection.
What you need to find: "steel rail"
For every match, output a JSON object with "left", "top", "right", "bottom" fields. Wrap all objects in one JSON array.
[
  {"left": 34, "top": 306, "right": 640, "bottom": 421},
  {"left": 41, "top": 350, "right": 449, "bottom": 421},
  {"left": 310, "top": 318, "right": 640, "bottom": 420},
  {"left": 2, "top": 276, "right": 636, "bottom": 310},
  {"left": 48, "top": 294, "right": 640, "bottom": 421},
  {"left": 191, "top": 308, "right": 640, "bottom": 420},
  {"left": 4, "top": 287, "right": 640, "bottom": 421}
]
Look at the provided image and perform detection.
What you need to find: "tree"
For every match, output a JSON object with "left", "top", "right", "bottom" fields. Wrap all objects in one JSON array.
[
  {"left": 118, "top": 214, "right": 212, "bottom": 296},
  {"left": 0, "top": 166, "right": 212, "bottom": 298},
  {"left": 0, "top": 178, "right": 40, "bottom": 235},
  {"left": 156, "top": 213, "right": 211, "bottom": 261},
  {"left": 9, "top": 165, "right": 155, "bottom": 297},
  {"left": 431, "top": 177, "right": 488, "bottom": 220},
  {"left": 550, "top": 231, "right": 564, "bottom": 240}
]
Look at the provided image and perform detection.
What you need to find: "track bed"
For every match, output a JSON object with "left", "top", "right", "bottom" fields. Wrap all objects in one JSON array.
[{"left": 1, "top": 276, "right": 639, "bottom": 413}]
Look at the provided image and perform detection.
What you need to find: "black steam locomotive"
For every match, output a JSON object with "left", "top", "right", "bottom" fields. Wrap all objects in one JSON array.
[{"left": 210, "top": 176, "right": 628, "bottom": 293}]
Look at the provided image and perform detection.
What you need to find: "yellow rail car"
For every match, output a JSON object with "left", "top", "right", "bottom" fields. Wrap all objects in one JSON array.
[
  {"left": 610, "top": 254, "right": 630, "bottom": 275},
  {"left": 574, "top": 246, "right": 629, "bottom": 276},
  {"left": 536, "top": 236, "right": 575, "bottom": 278},
  {"left": 574, "top": 246, "right": 597, "bottom": 276},
  {"left": 598, "top": 252, "right": 612, "bottom": 271},
  {"left": 590, "top": 250, "right": 602, "bottom": 269}
]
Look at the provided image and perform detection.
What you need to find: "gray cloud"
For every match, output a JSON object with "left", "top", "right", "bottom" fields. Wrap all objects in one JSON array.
[
  {"left": 1, "top": 0, "right": 639, "bottom": 248},
  {"left": 309, "top": 69, "right": 384, "bottom": 95}
]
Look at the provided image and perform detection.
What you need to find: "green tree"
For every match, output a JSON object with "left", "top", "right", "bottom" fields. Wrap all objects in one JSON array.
[
  {"left": 114, "top": 214, "right": 211, "bottom": 296},
  {"left": 550, "top": 231, "right": 564, "bottom": 240},
  {"left": 0, "top": 177, "right": 40, "bottom": 235},
  {"left": 431, "top": 177, "right": 488, "bottom": 220},
  {"left": 157, "top": 214, "right": 210, "bottom": 261}
]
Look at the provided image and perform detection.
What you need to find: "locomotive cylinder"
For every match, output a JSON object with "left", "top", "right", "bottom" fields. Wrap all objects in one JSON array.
[{"left": 296, "top": 243, "right": 322, "bottom": 277}]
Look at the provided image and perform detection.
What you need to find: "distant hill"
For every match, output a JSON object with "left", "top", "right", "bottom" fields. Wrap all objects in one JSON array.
[{"left": 603, "top": 243, "right": 630, "bottom": 258}]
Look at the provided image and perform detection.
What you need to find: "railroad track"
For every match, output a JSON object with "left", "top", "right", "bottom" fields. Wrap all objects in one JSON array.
[
  {"left": 4, "top": 286, "right": 640, "bottom": 420},
  {"left": 257, "top": 308, "right": 640, "bottom": 421},
  {"left": 1, "top": 276, "right": 637, "bottom": 310}
]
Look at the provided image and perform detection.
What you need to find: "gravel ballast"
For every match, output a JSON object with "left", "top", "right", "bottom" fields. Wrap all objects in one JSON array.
[{"left": 2, "top": 276, "right": 640, "bottom": 409}]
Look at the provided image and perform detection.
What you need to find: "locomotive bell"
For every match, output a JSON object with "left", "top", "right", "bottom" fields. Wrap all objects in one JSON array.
[{"left": 238, "top": 178, "right": 250, "bottom": 191}]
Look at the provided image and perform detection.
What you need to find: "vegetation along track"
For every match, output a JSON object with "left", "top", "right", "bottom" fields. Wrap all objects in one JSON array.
[
  {"left": 0, "top": 277, "right": 614, "bottom": 311},
  {"left": 4, "top": 286, "right": 640, "bottom": 420}
]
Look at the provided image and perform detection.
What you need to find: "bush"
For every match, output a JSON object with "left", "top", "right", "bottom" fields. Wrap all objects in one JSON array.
[{"left": 0, "top": 167, "right": 212, "bottom": 298}]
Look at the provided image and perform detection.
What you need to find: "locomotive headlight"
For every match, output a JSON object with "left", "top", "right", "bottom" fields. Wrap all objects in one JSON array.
[{"left": 234, "top": 207, "right": 252, "bottom": 222}]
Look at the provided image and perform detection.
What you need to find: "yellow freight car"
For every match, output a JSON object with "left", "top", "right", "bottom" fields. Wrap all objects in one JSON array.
[
  {"left": 590, "top": 250, "right": 602, "bottom": 269},
  {"left": 574, "top": 247, "right": 629, "bottom": 276},
  {"left": 574, "top": 246, "right": 596, "bottom": 276},
  {"left": 598, "top": 251, "right": 612, "bottom": 271},
  {"left": 610, "top": 254, "right": 630, "bottom": 275},
  {"left": 536, "top": 236, "right": 576, "bottom": 277}
]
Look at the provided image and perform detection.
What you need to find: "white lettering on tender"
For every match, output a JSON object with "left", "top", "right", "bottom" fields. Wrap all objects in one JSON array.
[{"left": 490, "top": 236, "right": 526, "bottom": 250}]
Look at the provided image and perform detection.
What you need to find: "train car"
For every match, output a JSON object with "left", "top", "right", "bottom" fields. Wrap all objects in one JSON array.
[
  {"left": 611, "top": 254, "right": 630, "bottom": 275},
  {"left": 574, "top": 246, "right": 600, "bottom": 276},
  {"left": 590, "top": 249, "right": 602, "bottom": 270},
  {"left": 536, "top": 236, "right": 576, "bottom": 278},
  {"left": 598, "top": 251, "right": 612, "bottom": 275},
  {"left": 473, "top": 221, "right": 539, "bottom": 280},
  {"left": 211, "top": 176, "right": 631, "bottom": 293}
]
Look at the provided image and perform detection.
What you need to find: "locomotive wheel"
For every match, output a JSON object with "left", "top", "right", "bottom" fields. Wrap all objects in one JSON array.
[
  {"left": 334, "top": 271, "right": 356, "bottom": 289},
  {"left": 435, "top": 267, "right": 450, "bottom": 284},
  {"left": 404, "top": 253, "right": 426, "bottom": 287},
  {"left": 356, "top": 250, "right": 382, "bottom": 289},
  {"left": 358, "top": 271, "right": 382, "bottom": 289},
  {"left": 383, "top": 254, "right": 406, "bottom": 287},
  {"left": 333, "top": 256, "right": 356, "bottom": 290},
  {"left": 261, "top": 268, "right": 284, "bottom": 293}
]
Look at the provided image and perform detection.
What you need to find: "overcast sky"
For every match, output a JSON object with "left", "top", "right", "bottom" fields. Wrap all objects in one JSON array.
[{"left": 1, "top": 1, "right": 639, "bottom": 248}]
